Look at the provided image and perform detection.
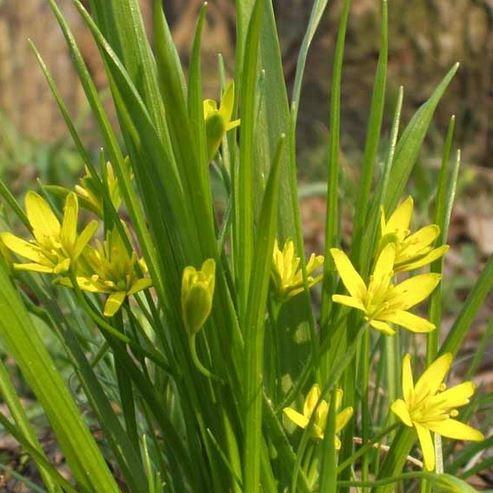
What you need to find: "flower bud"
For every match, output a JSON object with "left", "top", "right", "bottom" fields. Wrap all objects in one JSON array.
[{"left": 181, "top": 258, "right": 216, "bottom": 335}]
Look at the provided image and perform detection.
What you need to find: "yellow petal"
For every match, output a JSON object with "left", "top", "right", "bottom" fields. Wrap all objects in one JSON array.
[
  {"left": 414, "top": 353, "right": 452, "bottom": 400},
  {"left": 0, "top": 233, "right": 46, "bottom": 263},
  {"left": 369, "top": 320, "right": 395, "bottom": 335},
  {"left": 283, "top": 407, "right": 309, "bottom": 430},
  {"left": 61, "top": 192, "right": 78, "bottom": 248},
  {"left": 104, "top": 291, "right": 126, "bottom": 317},
  {"left": 430, "top": 382, "right": 475, "bottom": 409},
  {"left": 14, "top": 262, "right": 53, "bottom": 273},
  {"left": 395, "top": 245, "right": 449, "bottom": 273},
  {"left": 335, "top": 436, "right": 342, "bottom": 450},
  {"left": 427, "top": 419, "right": 484, "bottom": 442},
  {"left": 73, "top": 220, "right": 99, "bottom": 260},
  {"left": 385, "top": 196, "right": 413, "bottom": 235},
  {"left": 128, "top": 277, "right": 153, "bottom": 296},
  {"left": 334, "top": 389, "right": 343, "bottom": 411},
  {"left": 203, "top": 99, "right": 218, "bottom": 119},
  {"left": 332, "top": 294, "right": 365, "bottom": 311},
  {"left": 304, "top": 384, "right": 321, "bottom": 418},
  {"left": 393, "top": 273, "right": 441, "bottom": 310},
  {"left": 402, "top": 354, "right": 414, "bottom": 404},
  {"left": 415, "top": 422, "right": 435, "bottom": 471},
  {"left": 219, "top": 81, "right": 235, "bottom": 123},
  {"left": 391, "top": 399, "right": 413, "bottom": 427},
  {"left": 335, "top": 407, "right": 353, "bottom": 433},
  {"left": 372, "top": 243, "right": 396, "bottom": 284},
  {"left": 380, "top": 310, "right": 435, "bottom": 333},
  {"left": 25, "top": 191, "right": 60, "bottom": 239},
  {"left": 330, "top": 249, "right": 366, "bottom": 300},
  {"left": 406, "top": 224, "right": 440, "bottom": 249}
]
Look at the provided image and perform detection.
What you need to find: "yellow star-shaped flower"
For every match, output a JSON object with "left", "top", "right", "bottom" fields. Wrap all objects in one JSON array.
[
  {"left": 1, "top": 192, "right": 97, "bottom": 275},
  {"left": 271, "top": 239, "right": 324, "bottom": 302},
  {"left": 380, "top": 196, "right": 449, "bottom": 272},
  {"left": 67, "top": 228, "right": 152, "bottom": 317},
  {"left": 283, "top": 384, "right": 353, "bottom": 448},
  {"left": 331, "top": 243, "right": 440, "bottom": 335},
  {"left": 391, "top": 353, "right": 484, "bottom": 471}
]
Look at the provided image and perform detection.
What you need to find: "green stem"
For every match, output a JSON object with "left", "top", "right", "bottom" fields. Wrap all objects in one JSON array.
[
  {"left": 337, "top": 423, "right": 399, "bottom": 474},
  {"left": 339, "top": 471, "right": 439, "bottom": 488},
  {"left": 189, "top": 333, "right": 223, "bottom": 382}
]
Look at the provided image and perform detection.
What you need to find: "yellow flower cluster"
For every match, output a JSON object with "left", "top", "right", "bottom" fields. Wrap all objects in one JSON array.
[
  {"left": 331, "top": 196, "right": 447, "bottom": 335},
  {"left": 1, "top": 174, "right": 151, "bottom": 317},
  {"left": 283, "top": 384, "right": 353, "bottom": 448},
  {"left": 277, "top": 198, "right": 482, "bottom": 467}
]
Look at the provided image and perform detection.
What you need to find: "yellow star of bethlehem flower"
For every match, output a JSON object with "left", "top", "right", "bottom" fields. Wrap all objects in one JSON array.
[
  {"left": 391, "top": 353, "right": 484, "bottom": 471},
  {"left": 331, "top": 244, "right": 440, "bottom": 335},
  {"left": 271, "top": 239, "right": 324, "bottom": 302},
  {"left": 380, "top": 196, "right": 449, "bottom": 272},
  {"left": 283, "top": 384, "right": 353, "bottom": 449},
  {"left": 0, "top": 192, "right": 97, "bottom": 275},
  {"left": 74, "top": 161, "right": 124, "bottom": 217},
  {"left": 69, "top": 228, "right": 152, "bottom": 317},
  {"left": 203, "top": 81, "right": 240, "bottom": 162}
]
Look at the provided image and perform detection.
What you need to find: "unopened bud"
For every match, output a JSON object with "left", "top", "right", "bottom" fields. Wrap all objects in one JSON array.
[{"left": 181, "top": 258, "right": 216, "bottom": 335}]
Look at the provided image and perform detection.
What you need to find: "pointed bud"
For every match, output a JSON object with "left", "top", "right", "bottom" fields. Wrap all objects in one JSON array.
[{"left": 181, "top": 259, "right": 216, "bottom": 335}]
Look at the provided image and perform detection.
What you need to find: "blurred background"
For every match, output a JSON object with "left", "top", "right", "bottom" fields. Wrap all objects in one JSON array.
[{"left": 0, "top": 0, "right": 492, "bottom": 489}]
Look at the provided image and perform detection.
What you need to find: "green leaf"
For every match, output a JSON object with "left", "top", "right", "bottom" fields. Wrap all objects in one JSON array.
[
  {"left": 0, "top": 263, "right": 120, "bottom": 493},
  {"left": 384, "top": 63, "right": 459, "bottom": 211},
  {"left": 243, "top": 135, "right": 285, "bottom": 493}
]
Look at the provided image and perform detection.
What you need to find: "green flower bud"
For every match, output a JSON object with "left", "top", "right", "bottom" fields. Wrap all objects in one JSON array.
[
  {"left": 203, "top": 81, "right": 240, "bottom": 162},
  {"left": 181, "top": 258, "right": 216, "bottom": 335}
]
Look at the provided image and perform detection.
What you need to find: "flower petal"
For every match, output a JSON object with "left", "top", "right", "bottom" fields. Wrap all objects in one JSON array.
[
  {"left": 372, "top": 243, "right": 396, "bottom": 283},
  {"left": 427, "top": 419, "right": 484, "bottom": 442},
  {"left": 219, "top": 81, "right": 235, "bottom": 123},
  {"left": 415, "top": 422, "right": 435, "bottom": 471},
  {"left": 369, "top": 320, "right": 395, "bottom": 335},
  {"left": 414, "top": 353, "right": 452, "bottom": 400},
  {"left": 73, "top": 220, "right": 99, "bottom": 260},
  {"left": 128, "top": 277, "right": 153, "bottom": 296},
  {"left": 393, "top": 273, "right": 441, "bottom": 310},
  {"left": 429, "top": 382, "right": 475, "bottom": 409},
  {"left": 283, "top": 408, "right": 309, "bottom": 430},
  {"left": 304, "top": 384, "right": 321, "bottom": 418},
  {"left": 330, "top": 249, "right": 366, "bottom": 300},
  {"left": 380, "top": 310, "right": 435, "bottom": 333},
  {"left": 385, "top": 196, "right": 413, "bottom": 235},
  {"left": 0, "top": 233, "right": 46, "bottom": 263},
  {"left": 395, "top": 245, "right": 449, "bottom": 273},
  {"left": 14, "top": 262, "right": 53, "bottom": 273},
  {"left": 402, "top": 354, "right": 414, "bottom": 404},
  {"left": 25, "top": 191, "right": 60, "bottom": 239},
  {"left": 335, "top": 407, "right": 353, "bottom": 433},
  {"left": 332, "top": 294, "right": 365, "bottom": 311},
  {"left": 406, "top": 224, "right": 440, "bottom": 249},
  {"left": 61, "top": 192, "right": 78, "bottom": 248},
  {"left": 391, "top": 399, "right": 413, "bottom": 427},
  {"left": 103, "top": 291, "right": 126, "bottom": 317}
]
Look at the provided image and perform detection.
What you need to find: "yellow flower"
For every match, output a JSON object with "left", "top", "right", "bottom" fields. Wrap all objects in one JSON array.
[
  {"left": 68, "top": 228, "right": 152, "bottom": 317},
  {"left": 203, "top": 81, "right": 240, "bottom": 161},
  {"left": 271, "top": 239, "right": 324, "bottom": 302},
  {"left": 181, "top": 259, "right": 216, "bottom": 335},
  {"left": 283, "top": 384, "right": 353, "bottom": 448},
  {"left": 391, "top": 354, "right": 484, "bottom": 471},
  {"left": 0, "top": 192, "right": 97, "bottom": 275},
  {"left": 331, "top": 244, "right": 440, "bottom": 335},
  {"left": 74, "top": 161, "right": 124, "bottom": 217},
  {"left": 380, "top": 196, "right": 449, "bottom": 272}
]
